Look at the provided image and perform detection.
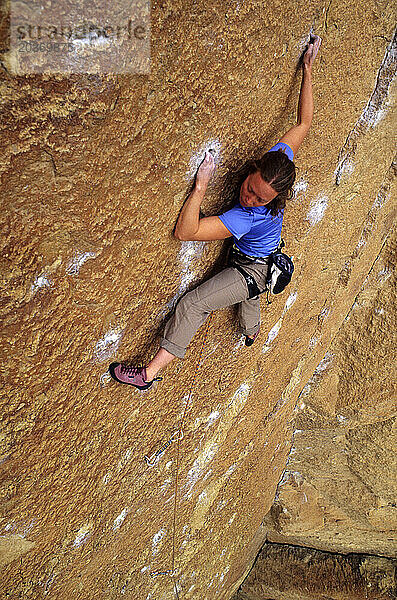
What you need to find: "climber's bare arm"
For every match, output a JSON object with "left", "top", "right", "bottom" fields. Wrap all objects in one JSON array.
[
  {"left": 278, "top": 35, "right": 321, "bottom": 156},
  {"left": 176, "top": 215, "right": 232, "bottom": 242},
  {"left": 175, "top": 151, "right": 233, "bottom": 242}
]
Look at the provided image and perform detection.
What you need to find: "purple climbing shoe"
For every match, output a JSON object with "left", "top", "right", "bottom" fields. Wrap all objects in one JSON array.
[
  {"left": 109, "top": 363, "right": 162, "bottom": 390},
  {"left": 245, "top": 329, "right": 260, "bottom": 347}
]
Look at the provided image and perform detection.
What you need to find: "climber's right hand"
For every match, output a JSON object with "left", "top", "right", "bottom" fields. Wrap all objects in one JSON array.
[{"left": 195, "top": 151, "right": 215, "bottom": 191}]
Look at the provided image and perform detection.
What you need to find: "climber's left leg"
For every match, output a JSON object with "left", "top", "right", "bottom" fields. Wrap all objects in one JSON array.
[{"left": 237, "top": 295, "right": 261, "bottom": 337}]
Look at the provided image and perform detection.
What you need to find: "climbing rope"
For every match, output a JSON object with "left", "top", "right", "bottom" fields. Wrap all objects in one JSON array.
[
  {"left": 148, "top": 313, "right": 213, "bottom": 598},
  {"left": 171, "top": 313, "right": 213, "bottom": 600}
]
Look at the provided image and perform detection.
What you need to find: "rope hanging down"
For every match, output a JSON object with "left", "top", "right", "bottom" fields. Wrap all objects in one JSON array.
[
  {"left": 171, "top": 312, "right": 213, "bottom": 597},
  {"left": 149, "top": 312, "right": 214, "bottom": 599}
]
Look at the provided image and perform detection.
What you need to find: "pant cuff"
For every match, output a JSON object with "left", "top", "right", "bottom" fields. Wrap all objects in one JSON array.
[
  {"left": 241, "top": 323, "right": 260, "bottom": 336},
  {"left": 160, "top": 337, "right": 186, "bottom": 359}
]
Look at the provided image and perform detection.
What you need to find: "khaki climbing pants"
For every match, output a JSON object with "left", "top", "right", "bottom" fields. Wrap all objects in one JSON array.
[{"left": 160, "top": 253, "right": 269, "bottom": 358}]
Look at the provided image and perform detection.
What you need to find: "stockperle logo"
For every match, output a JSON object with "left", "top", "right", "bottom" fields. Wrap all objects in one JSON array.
[{"left": 8, "top": 0, "right": 150, "bottom": 75}]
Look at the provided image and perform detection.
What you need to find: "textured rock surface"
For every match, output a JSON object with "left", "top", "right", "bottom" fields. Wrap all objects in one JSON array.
[
  {"left": 259, "top": 225, "right": 397, "bottom": 557},
  {"left": 0, "top": 2, "right": 396, "bottom": 600},
  {"left": 234, "top": 227, "right": 397, "bottom": 599},
  {"left": 234, "top": 543, "right": 397, "bottom": 600}
]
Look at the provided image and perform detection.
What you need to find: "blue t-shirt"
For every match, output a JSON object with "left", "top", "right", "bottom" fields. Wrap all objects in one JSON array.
[{"left": 218, "top": 142, "right": 294, "bottom": 257}]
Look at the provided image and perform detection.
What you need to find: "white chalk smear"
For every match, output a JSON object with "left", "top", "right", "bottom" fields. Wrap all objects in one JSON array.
[
  {"left": 233, "top": 0, "right": 240, "bottom": 12},
  {"left": 233, "top": 335, "right": 246, "bottom": 351},
  {"left": 226, "top": 463, "right": 237, "bottom": 476},
  {"left": 100, "top": 371, "right": 112, "bottom": 387},
  {"left": 184, "top": 381, "right": 251, "bottom": 498},
  {"left": 207, "top": 410, "right": 220, "bottom": 426},
  {"left": 298, "top": 352, "right": 334, "bottom": 400},
  {"left": 293, "top": 176, "right": 309, "bottom": 197},
  {"left": 315, "top": 352, "right": 334, "bottom": 373},
  {"left": 186, "top": 138, "right": 222, "bottom": 181},
  {"left": 262, "top": 292, "right": 297, "bottom": 353},
  {"left": 373, "top": 188, "right": 391, "bottom": 209},
  {"left": 162, "top": 241, "right": 206, "bottom": 314},
  {"left": 93, "top": 328, "right": 124, "bottom": 362},
  {"left": 31, "top": 273, "right": 51, "bottom": 295},
  {"left": 296, "top": 34, "right": 310, "bottom": 57},
  {"left": 219, "top": 566, "right": 230, "bottom": 583},
  {"left": 73, "top": 524, "right": 91, "bottom": 547},
  {"left": 309, "top": 336, "right": 318, "bottom": 349},
  {"left": 3, "top": 519, "right": 35, "bottom": 537},
  {"left": 334, "top": 158, "right": 355, "bottom": 182},
  {"left": 228, "top": 512, "right": 237, "bottom": 525},
  {"left": 178, "top": 241, "right": 206, "bottom": 292},
  {"left": 160, "top": 478, "right": 172, "bottom": 493},
  {"left": 185, "top": 442, "right": 219, "bottom": 496},
  {"left": 277, "top": 470, "right": 304, "bottom": 492},
  {"left": 198, "top": 490, "right": 207, "bottom": 504},
  {"left": 377, "top": 267, "right": 392, "bottom": 283},
  {"left": 66, "top": 251, "right": 97, "bottom": 276},
  {"left": 113, "top": 508, "right": 128, "bottom": 530},
  {"left": 227, "top": 382, "right": 251, "bottom": 410},
  {"left": 306, "top": 194, "right": 328, "bottom": 226},
  {"left": 263, "top": 320, "right": 282, "bottom": 352},
  {"left": 152, "top": 529, "right": 166, "bottom": 555},
  {"left": 319, "top": 306, "right": 331, "bottom": 323},
  {"left": 284, "top": 291, "right": 297, "bottom": 312},
  {"left": 202, "top": 469, "right": 213, "bottom": 482}
]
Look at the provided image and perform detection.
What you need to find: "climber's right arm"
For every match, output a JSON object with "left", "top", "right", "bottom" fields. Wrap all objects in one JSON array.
[
  {"left": 175, "top": 215, "right": 232, "bottom": 242},
  {"left": 175, "top": 151, "right": 232, "bottom": 241}
]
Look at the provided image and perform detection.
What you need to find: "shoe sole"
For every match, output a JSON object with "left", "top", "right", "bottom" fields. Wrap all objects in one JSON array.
[
  {"left": 108, "top": 362, "right": 153, "bottom": 390},
  {"left": 245, "top": 331, "right": 260, "bottom": 347}
]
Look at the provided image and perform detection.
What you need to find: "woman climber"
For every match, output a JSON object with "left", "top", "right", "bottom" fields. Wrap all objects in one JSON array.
[{"left": 109, "top": 34, "right": 322, "bottom": 390}]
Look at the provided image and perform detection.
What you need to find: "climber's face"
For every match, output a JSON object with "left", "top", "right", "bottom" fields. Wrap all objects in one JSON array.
[{"left": 239, "top": 171, "right": 278, "bottom": 208}]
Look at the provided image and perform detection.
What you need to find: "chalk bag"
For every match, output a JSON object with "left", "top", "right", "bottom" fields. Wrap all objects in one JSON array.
[{"left": 266, "top": 243, "right": 294, "bottom": 297}]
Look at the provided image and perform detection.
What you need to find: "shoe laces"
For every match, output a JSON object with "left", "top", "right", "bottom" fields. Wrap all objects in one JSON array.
[
  {"left": 120, "top": 364, "right": 144, "bottom": 376},
  {"left": 119, "top": 364, "right": 163, "bottom": 383}
]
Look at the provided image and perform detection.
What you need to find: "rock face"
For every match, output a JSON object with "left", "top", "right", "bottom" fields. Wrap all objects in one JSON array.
[
  {"left": 0, "top": 2, "right": 396, "bottom": 600},
  {"left": 234, "top": 226, "right": 397, "bottom": 598},
  {"left": 261, "top": 225, "right": 397, "bottom": 555}
]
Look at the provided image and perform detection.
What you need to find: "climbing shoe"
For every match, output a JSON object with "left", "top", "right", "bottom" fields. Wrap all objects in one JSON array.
[
  {"left": 109, "top": 363, "right": 162, "bottom": 390},
  {"left": 245, "top": 329, "right": 260, "bottom": 347}
]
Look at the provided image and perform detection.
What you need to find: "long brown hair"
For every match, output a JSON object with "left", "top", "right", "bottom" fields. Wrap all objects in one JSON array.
[{"left": 249, "top": 150, "right": 296, "bottom": 216}]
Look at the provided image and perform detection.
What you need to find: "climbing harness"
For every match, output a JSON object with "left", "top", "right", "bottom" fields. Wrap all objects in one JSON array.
[
  {"left": 144, "top": 430, "right": 184, "bottom": 467},
  {"left": 231, "top": 264, "right": 262, "bottom": 299},
  {"left": 227, "top": 243, "right": 269, "bottom": 299},
  {"left": 227, "top": 240, "right": 294, "bottom": 303}
]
